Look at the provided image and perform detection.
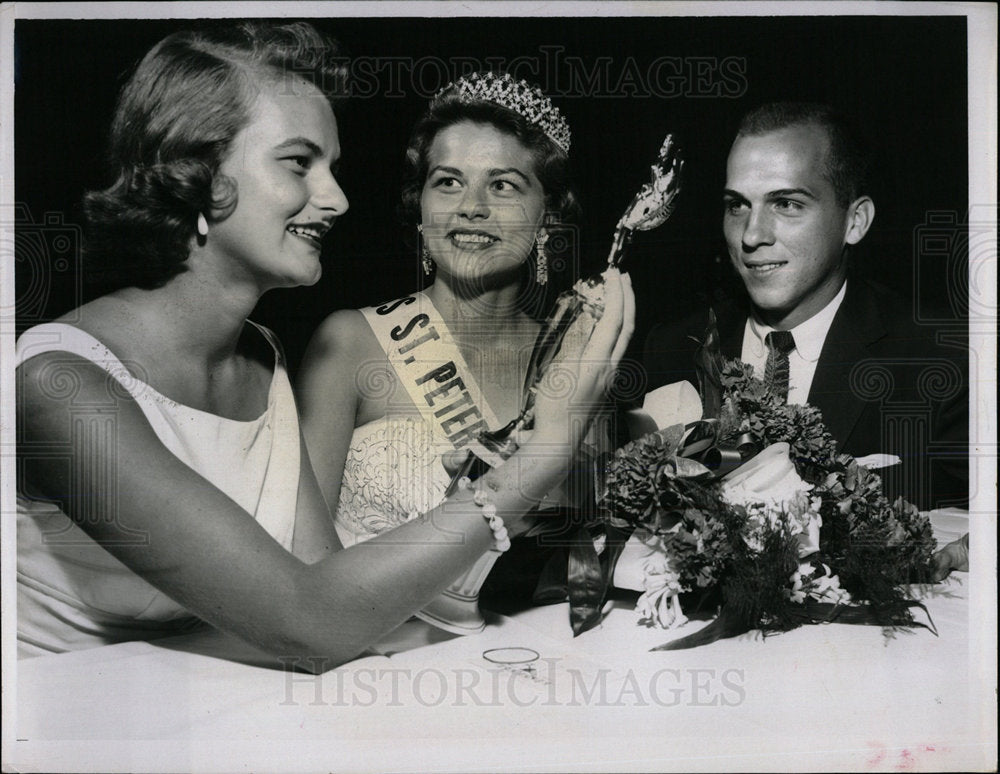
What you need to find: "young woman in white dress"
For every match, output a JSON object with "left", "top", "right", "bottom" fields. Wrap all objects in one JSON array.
[{"left": 15, "top": 25, "right": 634, "bottom": 667}]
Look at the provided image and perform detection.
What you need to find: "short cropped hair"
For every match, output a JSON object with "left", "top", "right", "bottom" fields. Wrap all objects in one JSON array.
[
  {"left": 83, "top": 22, "right": 348, "bottom": 291},
  {"left": 736, "top": 102, "right": 871, "bottom": 207},
  {"left": 399, "top": 89, "right": 580, "bottom": 228}
]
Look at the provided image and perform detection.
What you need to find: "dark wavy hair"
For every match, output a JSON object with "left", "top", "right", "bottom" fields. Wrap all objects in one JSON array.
[
  {"left": 400, "top": 87, "right": 580, "bottom": 229},
  {"left": 83, "top": 22, "right": 348, "bottom": 291},
  {"left": 736, "top": 102, "right": 871, "bottom": 208}
]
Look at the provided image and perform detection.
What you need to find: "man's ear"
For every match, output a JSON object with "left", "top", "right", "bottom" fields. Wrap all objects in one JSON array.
[{"left": 845, "top": 196, "right": 875, "bottom": 245}]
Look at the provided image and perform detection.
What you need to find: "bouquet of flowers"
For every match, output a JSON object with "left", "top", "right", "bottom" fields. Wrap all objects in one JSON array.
[{"left": 598, "top": 311, "right": 937, "bottom": 650}]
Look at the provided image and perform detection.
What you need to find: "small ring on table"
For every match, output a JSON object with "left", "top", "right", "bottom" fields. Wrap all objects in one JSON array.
[{"left": 482, "top": 647, "right": 541, "bottom": 666}]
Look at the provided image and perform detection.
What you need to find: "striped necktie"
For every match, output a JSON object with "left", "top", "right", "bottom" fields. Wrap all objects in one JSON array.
[{"left": 764, "top": 330, "right": 796, "bottom": 402}]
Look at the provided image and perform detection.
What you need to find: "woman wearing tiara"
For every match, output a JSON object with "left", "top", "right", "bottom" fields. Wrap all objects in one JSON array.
[
  {"left": 299, "top": 72, "right": 603, "bottom": 619},
  {"left": 15, "top": 25, "right": 633, "bottom": 666}
]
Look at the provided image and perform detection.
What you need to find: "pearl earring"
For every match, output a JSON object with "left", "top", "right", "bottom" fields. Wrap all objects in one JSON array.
[{"left": 197, "top": 213, "right": 208, "bottom": 237}]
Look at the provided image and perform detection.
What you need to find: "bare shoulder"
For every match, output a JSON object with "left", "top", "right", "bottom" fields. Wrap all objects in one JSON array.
[
  {"left": 16, "top": 349, "right": 156, "bottom": 502},
  {"left": 302, "top": 308, "right": 379, "bottom": 365},
  {"left": 298, "top": 308, "right": 384, "bottom": 418},
  {"left": 17, "top": 349, "right": 119, "bottom": 423}
]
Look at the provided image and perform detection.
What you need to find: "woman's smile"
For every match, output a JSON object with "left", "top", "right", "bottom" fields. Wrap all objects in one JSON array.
[
  {"left": 287, "top": 220, "right": 334, "bottom": 250},
  {"left": 448, "top": 228, "right": 499, "bottom": 249}
]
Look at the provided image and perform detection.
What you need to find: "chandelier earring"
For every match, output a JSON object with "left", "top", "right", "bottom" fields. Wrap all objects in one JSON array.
[
  {"left": 417, "top": 224, "right": 433, "bottom": 276},
  {"left": 534, "top": 230, "right": 549, "bottom": 285}
]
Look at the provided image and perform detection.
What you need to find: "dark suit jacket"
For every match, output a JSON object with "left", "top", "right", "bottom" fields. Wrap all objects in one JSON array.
[{"left": 643, "top": 279, "right": 969, "bottom": 510}]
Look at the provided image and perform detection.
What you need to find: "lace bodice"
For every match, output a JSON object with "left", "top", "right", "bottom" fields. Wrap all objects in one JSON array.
[{"left": 334, "top": 415, "right": 455, "bottom": 547}]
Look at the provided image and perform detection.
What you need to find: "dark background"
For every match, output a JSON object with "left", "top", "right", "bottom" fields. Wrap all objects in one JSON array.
[{"left": 14, "top": 15, "right": 969, "bottom": 374}]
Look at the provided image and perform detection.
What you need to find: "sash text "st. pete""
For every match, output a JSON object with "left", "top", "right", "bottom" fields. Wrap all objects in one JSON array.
[{"left": 379, "top": 297, "right": 490, "bottom": 448}]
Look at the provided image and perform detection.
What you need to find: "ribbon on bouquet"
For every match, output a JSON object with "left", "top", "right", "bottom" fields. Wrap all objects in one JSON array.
[{"left": 678, "top": 418, "right": 758, "bottom": 478}]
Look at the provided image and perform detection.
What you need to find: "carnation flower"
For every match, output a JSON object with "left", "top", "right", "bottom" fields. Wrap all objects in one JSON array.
[{"left": 603, "top": 425, "right": 686, "bottom": 527}]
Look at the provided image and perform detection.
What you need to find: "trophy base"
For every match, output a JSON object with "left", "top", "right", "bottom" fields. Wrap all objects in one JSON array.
[{"left": 415, "top": 549, "right": 502, "bottom": 635}]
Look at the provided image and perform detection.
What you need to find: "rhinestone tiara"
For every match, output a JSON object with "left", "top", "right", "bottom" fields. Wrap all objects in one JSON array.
[{"left": 433, "top": 71, "right": 571, "bottom": 154}]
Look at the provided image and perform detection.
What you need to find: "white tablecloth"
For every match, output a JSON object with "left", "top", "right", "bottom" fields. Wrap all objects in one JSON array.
[{"left": 6, "top": 510, "right": 995, "bottom": 772}]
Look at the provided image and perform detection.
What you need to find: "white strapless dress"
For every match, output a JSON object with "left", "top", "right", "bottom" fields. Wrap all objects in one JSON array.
[{"left": 16, "top": 322, "right": 301, "bottom": 657}]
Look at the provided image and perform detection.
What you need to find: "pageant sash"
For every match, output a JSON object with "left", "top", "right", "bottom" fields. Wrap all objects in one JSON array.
[{"left": 361, "top": 293, "right": 502, "bottom": 452}]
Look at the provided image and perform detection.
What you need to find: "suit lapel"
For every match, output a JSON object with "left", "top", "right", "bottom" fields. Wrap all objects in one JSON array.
[{"left": 808, "top": 281, "right": 886, "bottom": 448}]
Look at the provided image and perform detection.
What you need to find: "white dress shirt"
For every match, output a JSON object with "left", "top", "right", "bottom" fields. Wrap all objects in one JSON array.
[{"left": 741, "top": 281, "right": 848, "bottom": 405}]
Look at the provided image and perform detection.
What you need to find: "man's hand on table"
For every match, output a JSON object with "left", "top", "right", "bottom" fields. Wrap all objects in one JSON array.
[{"left": 931, "top": 533, "right": 969, "bottom": 581}]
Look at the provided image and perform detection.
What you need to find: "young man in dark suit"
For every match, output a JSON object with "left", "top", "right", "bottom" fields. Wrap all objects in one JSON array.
[{"left": 643, "top": 103, "right": 968, "bottom": 515}]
